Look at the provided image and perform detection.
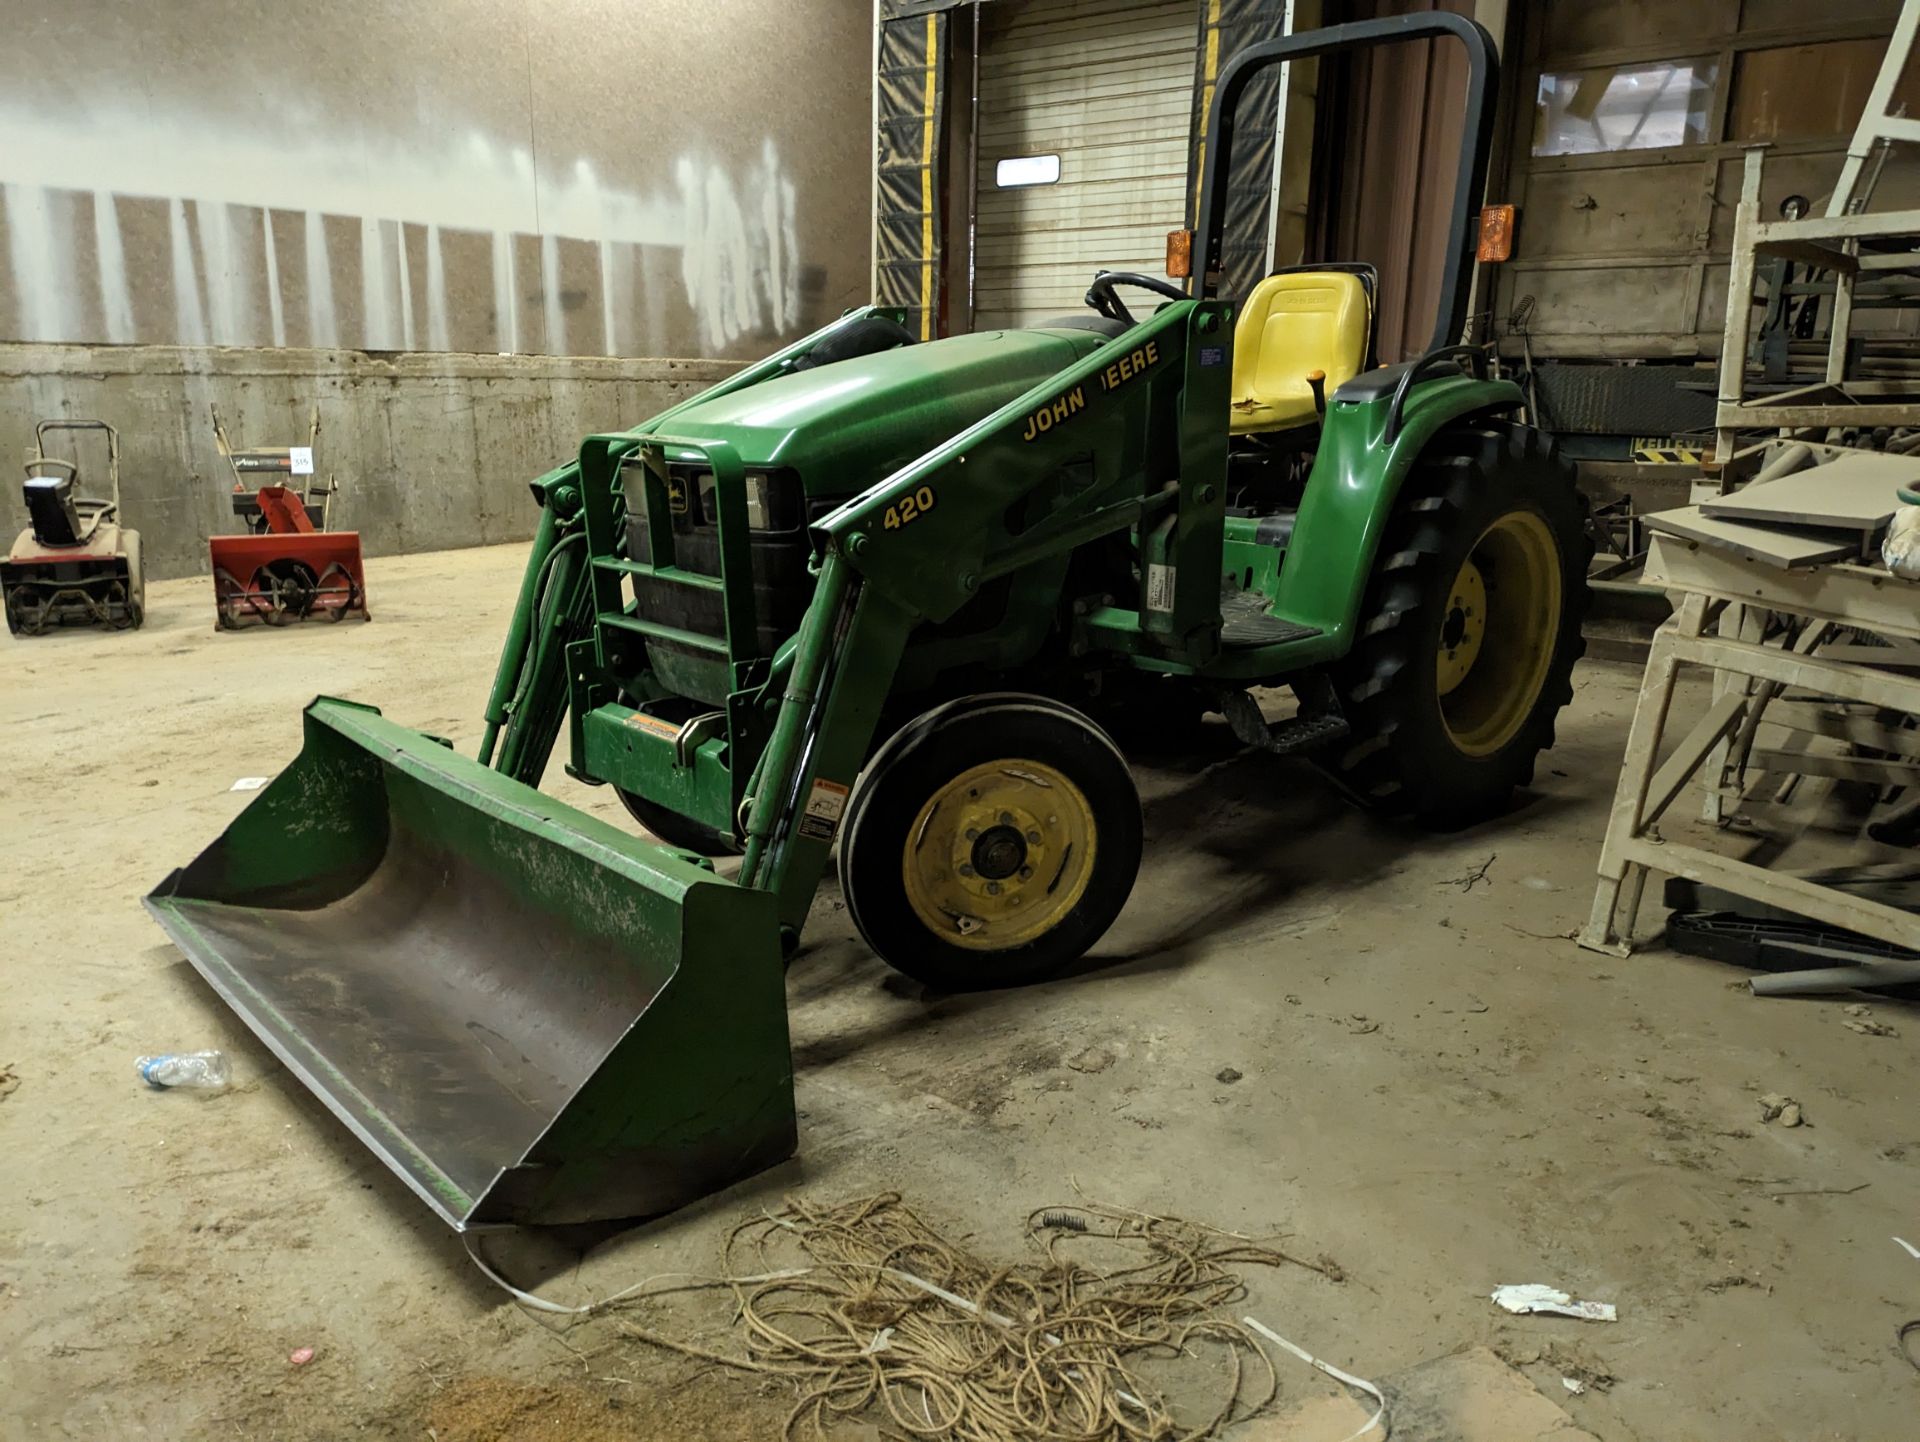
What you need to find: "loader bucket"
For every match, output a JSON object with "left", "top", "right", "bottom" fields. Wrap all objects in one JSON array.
[{"left": 144, "top": 698, "right": 796, "bottom": 1231}]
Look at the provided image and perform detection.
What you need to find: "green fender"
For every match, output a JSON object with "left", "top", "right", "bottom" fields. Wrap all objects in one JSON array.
[{"left": 1269, "top": 371, "right": 1526, "bottom": 665}]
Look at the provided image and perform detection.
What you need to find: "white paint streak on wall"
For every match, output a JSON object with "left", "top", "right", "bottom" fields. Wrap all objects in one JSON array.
[
  {"left": 599, "top": 235, "right": 620, "bottom": 356},
  {"left": 674, "top": 143, "right": 802, "bottom": 352},
  {"left": 305, "top": 210, "right": 337, "bottom": 348},
  {"left": 94, "top": 191, "right": 135, "bottom": 344},
  {"left": 261, "top": 210, "right": 287, "bottom": 346},
  {"left": 541, "top": 231, "right": 565, "bottom": 356},
  {"left": 776, "top": 174, "right": 800, "bottom": 332},
  {"left": 5, "top": 183, "right": 69, "bottom": 341},
  {"left": 396, "top": 222, "right": 417, "bottom": 351},
  {"left": 168, "top": 198, "right": 208, "bottom": 347},
  {"left": 492, "top": 231, "right": 519, "bottom": 354},
  {"left": 425, "top": 224, "right": 450, "bottom": 353},
  {"left": 361, "top": 215, "right": 394, "bottom": 349},
  {"left": 196, "top": 201, "right": 249, "bottom": 344},
  {"left": 0, "top": 100, "right": 807, "bottom": 356}
]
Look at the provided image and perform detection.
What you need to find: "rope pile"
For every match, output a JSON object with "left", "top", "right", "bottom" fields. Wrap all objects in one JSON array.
[{"left": 612, "top": 1192, "right": 1343, "bottom": 1442}]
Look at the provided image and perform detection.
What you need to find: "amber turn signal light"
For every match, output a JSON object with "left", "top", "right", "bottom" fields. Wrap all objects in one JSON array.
[
  {"left": 1165, "top": 229, "right": 1193, "bottom": 279},
  {"left": 1476, "top": 204, "right": 1514, "bottom": 263}
]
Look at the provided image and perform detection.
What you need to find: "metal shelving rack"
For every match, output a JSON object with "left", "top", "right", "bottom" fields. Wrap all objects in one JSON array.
[{"left": 1713, "top": 0, "right": 1920, "bottom": 459}]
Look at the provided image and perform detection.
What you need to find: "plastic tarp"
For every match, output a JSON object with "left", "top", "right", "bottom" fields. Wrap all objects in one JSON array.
[
  {"left": 1186, "top": 0, "right": 1290, "bottom": 302},
  {"left": 876, "top": 8, "right": 948, "bottom": 341}
]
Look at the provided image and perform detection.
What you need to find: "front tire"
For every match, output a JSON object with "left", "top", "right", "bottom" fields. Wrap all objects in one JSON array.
[
  {"left": 1322, "top": 421, "right": 1590, "bottom": 826},
  {"left": 616, "top": 788, "right": 739, "bottom": 856},
  {"left": 839, "top": 696, "right": 1142, "bottom": 991}
]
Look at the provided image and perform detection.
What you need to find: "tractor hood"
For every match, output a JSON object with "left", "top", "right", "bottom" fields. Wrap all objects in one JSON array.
[{"left": 659, "top": 328, "right": 1110, "bottom": 492}]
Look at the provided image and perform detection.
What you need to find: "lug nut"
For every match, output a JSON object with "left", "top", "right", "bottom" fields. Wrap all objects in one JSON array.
[
  {"left": 1026, "top": 829, "right": 1042, "bottom": 845},
  {"left": 999, "top": 811, "right": 1014, "bottom": 825},
  {"left": 1019, "top": 866, "right": 1033, "bottom": 880},
  {"left": 965, "top": 827, "right": 979, "bottom": 840},
  {"left": 958, "top": 863, "right": 974, "bottom": 877},
  {"left": 986, "top": 881, "right": 1001, "bottom": 895}
]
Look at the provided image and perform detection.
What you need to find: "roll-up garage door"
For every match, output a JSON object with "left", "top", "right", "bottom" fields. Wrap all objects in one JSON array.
[{"left": 974, "top": 0, "right": 1197, "bottom": 330}]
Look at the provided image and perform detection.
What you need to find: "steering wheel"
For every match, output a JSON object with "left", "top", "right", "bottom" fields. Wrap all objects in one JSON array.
[{"left": 1085, "top": 270, "right": 1188, "bottom": 328}]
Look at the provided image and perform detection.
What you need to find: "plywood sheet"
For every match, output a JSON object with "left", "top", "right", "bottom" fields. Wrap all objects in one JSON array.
[
  {"left": 1700, "top": 453, "right": 1920, "bottom": 532},
  {"left": 1642, "top": 506, "right": 1861, "bottom": 570}
]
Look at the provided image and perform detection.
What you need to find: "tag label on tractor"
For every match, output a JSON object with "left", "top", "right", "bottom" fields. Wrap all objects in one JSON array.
[
  {"left": 623, "top": 711, "right": 681, "bottom": 740},
  {"left": 798, "top": 778, "right": 851, "bottom": 842},
  {"left": 289, "top": 446, "right": 315, "bottom": 476},
  {"left": 1146, "top": 563, "right": 1176, "bottom": 612}
]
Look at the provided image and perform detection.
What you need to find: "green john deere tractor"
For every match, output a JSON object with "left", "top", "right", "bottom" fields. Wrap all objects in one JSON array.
[{"left": 148, "top": 13, "right": 1588, "bottom": 1231}]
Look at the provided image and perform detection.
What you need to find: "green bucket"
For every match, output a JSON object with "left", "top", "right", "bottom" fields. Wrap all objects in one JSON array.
[{"left": 146, "top": 698, "right": 795, "bottom": 1230}]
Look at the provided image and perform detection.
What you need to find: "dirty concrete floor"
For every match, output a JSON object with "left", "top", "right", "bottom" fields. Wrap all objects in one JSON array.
[{"left": 3, "top": 543, "right": 1915, "bottom": 1441}]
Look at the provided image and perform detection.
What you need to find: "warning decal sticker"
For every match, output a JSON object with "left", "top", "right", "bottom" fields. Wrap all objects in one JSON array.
[{"left": 797, "top": 777, "right": 852, "bottom": 842}]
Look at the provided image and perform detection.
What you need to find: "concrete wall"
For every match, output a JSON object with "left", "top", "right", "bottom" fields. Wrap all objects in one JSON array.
[
  {"left": 0, "top": 342, "right": 736, "bottom": 579},
  {"left": 0, "top": 0, "right": 872, "bottom": 575}
]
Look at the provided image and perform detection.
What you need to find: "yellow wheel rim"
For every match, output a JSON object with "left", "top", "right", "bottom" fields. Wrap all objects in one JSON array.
[
  {"left": 902, "top": 758, "right": 1096, "bottom": 951},
  {"left": 1437, "top": 509, "right": 1562, "bottom": 758}
]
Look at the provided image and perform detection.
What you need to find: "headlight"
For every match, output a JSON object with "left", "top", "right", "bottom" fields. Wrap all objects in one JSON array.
[
  {"left": 696, "top": 470, "right": 771, "bottom": 530},
  {"left": 617, "top": 454, "right": 692, "bottom": 519}
]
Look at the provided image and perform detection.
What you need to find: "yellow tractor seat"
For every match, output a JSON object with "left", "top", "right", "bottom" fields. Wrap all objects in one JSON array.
[{"left": 1228, "top": 271, "right": 1371, "bottom": 434}]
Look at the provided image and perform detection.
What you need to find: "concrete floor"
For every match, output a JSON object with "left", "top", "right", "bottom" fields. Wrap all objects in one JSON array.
[{"left": 3, "top": 544, "right": 1915, "bottom": 1440}]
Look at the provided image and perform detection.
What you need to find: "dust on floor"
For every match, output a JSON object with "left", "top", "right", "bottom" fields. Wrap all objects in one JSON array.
[
  {"left": 3, "top": 544, "right": 1916, "bottom": 1440},
  {"left": 419, "top": 1373, "right": 790, "bottom": 1442}
]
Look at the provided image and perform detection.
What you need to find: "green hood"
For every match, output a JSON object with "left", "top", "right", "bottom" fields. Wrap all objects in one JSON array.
[{"left": 660, "top": 328, "right": 1110, "bottom": 493}]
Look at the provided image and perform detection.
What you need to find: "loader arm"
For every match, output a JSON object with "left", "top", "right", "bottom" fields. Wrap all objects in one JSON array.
[{"left": 731, "top": 299, "right": 1234, "bottom": 930}]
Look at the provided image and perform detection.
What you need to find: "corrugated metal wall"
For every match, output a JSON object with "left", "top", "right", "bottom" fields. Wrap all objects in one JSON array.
[{"left": 973, "top": 0, "right": 1197, "bottom": 329}]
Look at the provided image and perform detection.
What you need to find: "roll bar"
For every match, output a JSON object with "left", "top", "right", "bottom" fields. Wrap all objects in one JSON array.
[{"left": 1190, "top": 11, "right": 1499, "bottom": 354}]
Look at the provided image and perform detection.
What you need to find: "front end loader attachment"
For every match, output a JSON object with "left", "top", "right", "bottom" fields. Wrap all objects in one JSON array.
[{"left": 144, "top": 698, "right": 796, "bottom": 1230}]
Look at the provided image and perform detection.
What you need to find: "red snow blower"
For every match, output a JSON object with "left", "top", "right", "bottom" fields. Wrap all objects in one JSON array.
[{"left": 209, "top": 405, "right": 368, "bottom": 629}]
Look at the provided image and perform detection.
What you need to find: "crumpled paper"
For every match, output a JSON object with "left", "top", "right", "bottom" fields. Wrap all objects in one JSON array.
[
  {"left": 1490, "top": 1284, "right": 1617, "bottom": 1323},
  {"left": 1885, "top": 502, "right": 1920, "bottom": 580}
]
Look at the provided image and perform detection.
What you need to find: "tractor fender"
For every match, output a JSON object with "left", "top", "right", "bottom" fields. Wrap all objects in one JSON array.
[{"left": 1272, "top": 371, "right": 1525, "bottom": 661}]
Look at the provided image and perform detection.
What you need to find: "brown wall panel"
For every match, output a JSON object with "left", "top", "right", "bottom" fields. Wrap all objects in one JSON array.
[{"left": 1541, "top": 0, "right": 1738, "bottom": 58}]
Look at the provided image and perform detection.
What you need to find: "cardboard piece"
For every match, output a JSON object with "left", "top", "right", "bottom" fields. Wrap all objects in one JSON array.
[
  {"left": 1642, "top": 506, "right": 1860, "bottom": 570},
  {"left": 1700, "top": 452, "right": 1917, "bottom": 532}
]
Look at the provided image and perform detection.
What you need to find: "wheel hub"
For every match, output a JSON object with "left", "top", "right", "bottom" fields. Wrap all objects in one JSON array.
[
  {"left": 903, "top": 760, "right": 1096, "bottom": 950},
  {"left": 970, "top": 824, "right": 1028, "bottom": 880}
]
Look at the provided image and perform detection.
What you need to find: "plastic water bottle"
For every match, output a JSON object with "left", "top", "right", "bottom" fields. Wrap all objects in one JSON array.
[{"left": 136, "top": 1052, "right": 232, "bottom": 1090}]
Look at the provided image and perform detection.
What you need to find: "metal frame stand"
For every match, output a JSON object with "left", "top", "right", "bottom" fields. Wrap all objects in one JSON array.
[
  {"left": 1580, "top": 534, "right": 1920, "bottom": 959},
  {"left": 1712, "top": 0, "right": 1920, "bottom": 464}
]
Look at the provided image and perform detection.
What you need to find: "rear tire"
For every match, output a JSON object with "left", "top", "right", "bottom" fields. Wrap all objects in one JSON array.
[
  {"left": 839, "top": 697, "right": 1142, "bottom": 991},
  {"left": 1321, "top": 421, "right": 1590, "bottom": 826}
]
